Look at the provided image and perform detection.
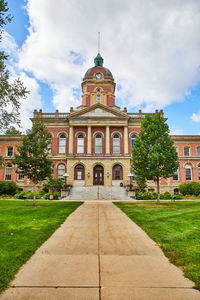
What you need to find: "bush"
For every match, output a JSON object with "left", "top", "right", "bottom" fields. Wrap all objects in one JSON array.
[
  {"left": 17, "top": 191, "right": 26, "bottom": 199},
  {"left": 136, "top": 191, "right": 152, "bottom": 200},
  {"left": 53, "top": 192, "right": 60, "bottom": 200},
  {"left": 160, "top": 192, "right": 172, "bottom": 200},
  {"left": 0, "top": 181, "right": 19, "bottom": 196},
  {"left": 36, "top": 190, "right": 45, "bottom": 199},
  {"left": 179, "top": 183, "right": 193, "bottom": 196},
  {"left": 26, "top": 191, "right": 34, "bottom": 199},
  {"left": 172, "top": 194, "right": 184, "bottom": 200},
  {"left": 179, "top": 182, "right": 200, "bottom": 196},
  {"left": 44, "top": 193, "right": 50, "bottom": 199}
]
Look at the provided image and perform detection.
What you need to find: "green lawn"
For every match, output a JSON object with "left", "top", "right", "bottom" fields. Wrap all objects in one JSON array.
[
  {"left": 115, "top": 201, "right": 200, "bottom": 290},
  {"left": 0, "top": 200, "right": 82, "bottom": 293}
]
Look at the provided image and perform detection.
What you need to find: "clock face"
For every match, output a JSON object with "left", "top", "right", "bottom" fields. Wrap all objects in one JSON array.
[{"left": 95, "top": 73, "right": 102, "bottom": 80}]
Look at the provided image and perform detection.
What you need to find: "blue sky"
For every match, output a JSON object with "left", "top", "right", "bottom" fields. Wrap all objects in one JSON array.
[{"left": 3, "top": 0, "right": 200, "bottom": 134}]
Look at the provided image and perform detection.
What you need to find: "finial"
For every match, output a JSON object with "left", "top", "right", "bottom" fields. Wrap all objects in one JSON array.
[{"left": 98, "top": 32, "right": 100, "bottom": 53}]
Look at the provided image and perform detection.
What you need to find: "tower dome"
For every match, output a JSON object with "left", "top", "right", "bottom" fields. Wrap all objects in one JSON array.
[{"left": 84, "top": 53, "right": 113, "bottom": 78}]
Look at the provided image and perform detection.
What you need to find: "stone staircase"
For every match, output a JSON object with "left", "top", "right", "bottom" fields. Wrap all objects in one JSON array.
[{"left": 65, "top": 186, "right": 132, "bottom": 200}]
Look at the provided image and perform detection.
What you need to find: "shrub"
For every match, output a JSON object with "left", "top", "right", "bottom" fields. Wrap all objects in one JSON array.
[
  {"left": 26, "top": 191, "right": 34, "bottom": 199},
  {"left": 53, "top": 192, "right": 60, "bottom": 200},
  {"left": 179, "top": 182, "right": 200, "bottom": 196},
  {"left": 44, "top": 193, "right": 50, "bottom": 199},
  {"left": 36, "top": 190, "right": 45, "bottom": 199},
  {"left": 179, "top": 183, "right": 193, "bottom": 196},
  {"left": 0, "top": 181, "right": 19, "bottom": 195},
  {"left": 160, "top": 192, "right": 172, "bottom": 200},
  {"left": 17, "top": 191, "right": 26, "bottom": 199},
  {"left": 136, "top": 191, "right": 152, "bottom": 200},
  {"left": 172, "top": 194, "right": 184, "bottom": 200}
]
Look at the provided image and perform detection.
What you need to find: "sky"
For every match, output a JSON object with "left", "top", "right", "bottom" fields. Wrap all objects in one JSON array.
[{"left": 2, "top": 0, "right": 200, "bottom": 134}]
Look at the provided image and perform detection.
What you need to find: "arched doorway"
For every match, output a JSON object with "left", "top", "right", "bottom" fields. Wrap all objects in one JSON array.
[
  {"left": 74, "top": 164, "right": 85, "bottom": 180},
  {"left": 93, "top": 165, "right": 104, "bottom": 185},
  {"left": 112, "top": 164, "right": 123, "bottom": 180}
]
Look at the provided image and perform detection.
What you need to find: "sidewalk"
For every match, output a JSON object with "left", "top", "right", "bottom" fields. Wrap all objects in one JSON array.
[{"left": 1, "top": 201, "right": 200, "bottom": 299}]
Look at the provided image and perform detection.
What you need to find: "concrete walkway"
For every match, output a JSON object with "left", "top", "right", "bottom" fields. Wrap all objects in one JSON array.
[{"left": 1, "top": 201, "right": 200, "bottom": 300}]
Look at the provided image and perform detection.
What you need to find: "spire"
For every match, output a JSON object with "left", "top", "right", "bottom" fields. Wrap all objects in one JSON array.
[{"left": 94, "top": 32, "right": 104, "bottom": 67}]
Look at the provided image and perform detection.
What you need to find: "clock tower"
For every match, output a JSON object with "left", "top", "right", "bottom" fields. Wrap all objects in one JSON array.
[{"left": 81, "top": 53, "right": 116, "bottom": 107}]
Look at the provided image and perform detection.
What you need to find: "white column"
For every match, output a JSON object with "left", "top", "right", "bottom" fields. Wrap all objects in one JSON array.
[
  {"left": 124, "top": 126, "right": 128, "bottom": 155},
  {"left": 106, "top": 126, "right": 110, "bottom": 154},
  {"left": 87, "top": 126, "right": 92, "bottom": 154},
  {"left": 69, "top": 126, "right": 73, "bottom": 154}
]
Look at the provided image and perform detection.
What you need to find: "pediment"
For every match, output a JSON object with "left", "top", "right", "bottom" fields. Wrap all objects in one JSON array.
[{"left": 68, "top": 104, "right": 128, "bottom": 119}]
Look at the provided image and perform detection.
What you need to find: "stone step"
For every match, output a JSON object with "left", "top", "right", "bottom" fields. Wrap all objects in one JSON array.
[{"left": 65, "top": 186, "right": 132, "bottom": 200}]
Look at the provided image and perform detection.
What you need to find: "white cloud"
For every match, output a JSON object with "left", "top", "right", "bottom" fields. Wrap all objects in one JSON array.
[
  {"left": 191, "top": 112, "right": 200, "bottom": 123},
  {"left": 170, "top": 126, "right": 184, "bottom": 135},
  {"left": 16, "top": 0, "right": 200, "bottom": 112},
  {"left": 2, "top": 32, "right": 42, "bottom": 132},
  {"left": 3, "top": 0, "right": 200, "bottom": 119}
]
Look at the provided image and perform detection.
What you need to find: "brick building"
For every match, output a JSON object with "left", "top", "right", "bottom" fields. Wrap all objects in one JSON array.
[{"left": 0, "top": 53, "right": 200, "bottom": 193}]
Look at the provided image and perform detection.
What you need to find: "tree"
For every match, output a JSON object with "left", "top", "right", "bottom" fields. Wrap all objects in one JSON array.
[
  {"left": 13, "top": 121, "right": 53, "bottom": 205},
  {"left": 5, "top": 127, "right": 22, "bottom": 135},
  {"left": 0, "top": 0, "right": 28, "bottom": 131},
  {"left": 43, "top": 178, "right": 63, "bottom": 193},
  {"left": 132, "top": 114, "right": 179, "bottom": 204}
]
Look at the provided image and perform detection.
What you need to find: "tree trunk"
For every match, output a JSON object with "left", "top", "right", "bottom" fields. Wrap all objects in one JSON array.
[
  {"left": 157, "top": 177, "right": 160, "bottom": 204},
  {"left": 33, "top": 184, "right": 36, "bottom": 206}
]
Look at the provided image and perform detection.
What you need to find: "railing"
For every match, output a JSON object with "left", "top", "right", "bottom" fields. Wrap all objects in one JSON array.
[{"left": 33, "top": 111, "right": 69, "bottom": 119}]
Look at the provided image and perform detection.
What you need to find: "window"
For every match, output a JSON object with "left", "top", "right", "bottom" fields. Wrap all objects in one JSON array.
[
  {"left": 5, "top": 164, "right": 12, "bottom": 180},
  {"left": 113, "top": 134, "right": 120, "bottom": 153},
  {"left": 184, "top": 147, "right": 190, "bottom": 157},
  {"left": 198, "top": 164, "right": 200, "bottom": 180},
  {"left": 95, "top": 134, "right": 102, "bottom": 153},
  {"left": 58, "top": 164, "right": 65, "bottom": 180},
  {"left": 46, "top": 137, "right": 51, "bottom": 153},
  {"left": 197, "top": 147, "right": 200, "bottom": 157},
  {"left": 59, "top": 134, "right": 66, "bottom": 153},
  {"left": 77, "top": 134, "right": 84, "bottom": 154},
  {"left": 185, "top": 164, "right": 192, "bottom": 181},
  {"left": 131, "top": 134, "right": 137, "bottom": 149},
  {"left": 17, "top": 172, "right": 24, "bottom": 181},
  {"left": 173, "top": 169, "right": 179, "bottom": 181},
  {"left": 7, "top": 147, "right": 13, "bottom": 157},
  {"left": 174, "top": 146, "right": 178, "bottom": 153},
  {"left": 97, "top": 95, "right": 100, "bottom": 103}
]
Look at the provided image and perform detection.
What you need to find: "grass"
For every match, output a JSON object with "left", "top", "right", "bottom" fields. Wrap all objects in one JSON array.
[
  {"left": 0, "top": 200, "right": 82, "bottom": 293},
  {"left": 115, "top": 201, "right": 200, "bottom": 290}
]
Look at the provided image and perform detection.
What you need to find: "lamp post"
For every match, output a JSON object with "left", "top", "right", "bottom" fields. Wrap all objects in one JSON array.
[
  {"left": 128, "top": 173, "right": 134, "bottom": 189},
  {"left": 63, "top": 173, "right": 69, "bottom": 188}
]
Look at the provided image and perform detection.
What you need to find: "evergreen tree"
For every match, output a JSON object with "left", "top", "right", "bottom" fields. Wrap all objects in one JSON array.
[
  {"left": 132, "top": 114, "right": 179, "bottom": 204},
  {"left": 13, "top": 121, "right": 53, "bottom": 205}
]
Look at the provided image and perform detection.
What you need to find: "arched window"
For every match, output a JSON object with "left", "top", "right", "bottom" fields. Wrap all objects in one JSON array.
[
  {"left": 113, "top": 134, "right": 120, "bottom": 153},
  {"left": 58, "top": 164, "right": 65, "bottom": 180},
  {"left": 95, "top": 134, "right": 102, "bottom": 153},
  {"left": 198, "top": 164, "right": 200, "bottom": 180},
  {"left": 112, "top": 164, "right": 123, "bottom": 180},
  {"left": 173, "top": 169, "right": 179, "bottom": 181},
  {"left": 77, "top": 134, "right": 84, "bottom": 153},
  {"left": 74, "top": 164, "right": 85, "bottom": 180},
  {"left": 96, "top": 89, "right": 101, "bottom": 103},
  {"left": 131, "top": 134, "right": 137, "bottom": 149},
  {"left": 5, "top": 164, "right": 12, "bottom": 180},
  {"left": 46, "top": 136, "right": 52, "bottom": 153},
  {"left": 59, "top": 134, "right": 66, "bottom": 153},
  {"left": 185, "top": 164, "right": 192, "bottom": 181}
]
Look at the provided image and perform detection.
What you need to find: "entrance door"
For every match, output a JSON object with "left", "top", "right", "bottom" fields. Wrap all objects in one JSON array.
[{"left": 93, "top": 165, "right": 104, "bottom": 185}]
